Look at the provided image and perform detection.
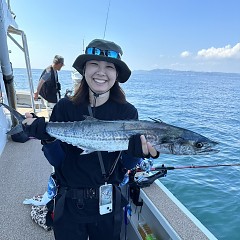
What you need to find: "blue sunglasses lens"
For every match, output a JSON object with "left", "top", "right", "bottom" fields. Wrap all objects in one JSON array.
[
  {"left": 86, "top": 47, "right": 96, "bottom": 54},
  {"left": 106, "top": 50, "right": 118, "bottom": 58},
  {"left": 86, "top": 47, "right": 120, "bottom": 59}
]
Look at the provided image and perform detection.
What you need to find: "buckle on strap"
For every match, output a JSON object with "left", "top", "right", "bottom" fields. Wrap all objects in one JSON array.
[{"left": 84, "top": 188, "right": 98, "bottom": 199}]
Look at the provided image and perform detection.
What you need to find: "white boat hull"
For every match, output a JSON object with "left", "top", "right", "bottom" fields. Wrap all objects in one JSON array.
[{"left": 121, "top": 175, "right": 218, "bottom": 240}]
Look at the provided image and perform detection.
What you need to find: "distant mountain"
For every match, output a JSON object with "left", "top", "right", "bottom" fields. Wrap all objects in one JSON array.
[{"left": 132, "top": 68, "right": 240, "bottom": 76}]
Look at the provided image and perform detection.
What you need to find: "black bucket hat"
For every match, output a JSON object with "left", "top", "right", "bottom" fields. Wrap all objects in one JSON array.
[{"left": 72, "top": 39, "right": 131, "bottom": 83}]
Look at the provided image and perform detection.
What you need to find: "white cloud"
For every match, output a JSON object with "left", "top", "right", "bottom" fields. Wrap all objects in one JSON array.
[
  {"left": 197, "top": 43, "right": 240, "bottom": 59},
  {"left": 180, "top": 51, "right": 191, "bottom": 58}
]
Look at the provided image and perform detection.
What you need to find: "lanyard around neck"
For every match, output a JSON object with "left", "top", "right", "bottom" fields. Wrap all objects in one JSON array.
[{"left": 87, "top": 105, "right": 121, "bottom": 183}]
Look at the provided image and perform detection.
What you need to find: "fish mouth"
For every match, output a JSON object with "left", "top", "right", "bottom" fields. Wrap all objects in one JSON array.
[
  {"left": 197, "top": 145, "right": 219, "bottom": 155},
  {"left": 199, "top": 149, "right": 220, "bottom": 154}
]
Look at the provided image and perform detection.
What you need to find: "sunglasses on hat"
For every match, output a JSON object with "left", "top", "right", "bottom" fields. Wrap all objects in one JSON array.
[{"left": 86, "top": 47, "right": 121, "bottom": 59}]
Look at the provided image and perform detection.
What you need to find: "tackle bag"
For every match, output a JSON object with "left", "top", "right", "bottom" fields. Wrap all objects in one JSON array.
[{"left": 30, "top": 195, "right": 53, "bottom": 231}]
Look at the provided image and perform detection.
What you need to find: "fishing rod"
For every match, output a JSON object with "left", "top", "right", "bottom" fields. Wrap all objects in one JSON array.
[
  {"left": 133, "top": 163, "right": 240, "bottom": 188},
  {"left": 128, "top": 162, "right": 240, "bottom": 206},
  {"left": 151, "top": 163, "right": 240, "bottom": 171}
]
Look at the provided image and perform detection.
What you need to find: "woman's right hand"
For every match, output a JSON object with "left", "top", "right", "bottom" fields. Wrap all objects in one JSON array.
[
  {"left": 22, "top": 113, "right": 51, "bottom": 140},
  {"left": 22, "top": 112, "right": 37, "bottom": 125}
]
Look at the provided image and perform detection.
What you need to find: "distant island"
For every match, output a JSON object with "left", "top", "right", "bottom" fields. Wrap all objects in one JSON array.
[{"left": 132, "top": 68, "right": 240, "bottom": 76}]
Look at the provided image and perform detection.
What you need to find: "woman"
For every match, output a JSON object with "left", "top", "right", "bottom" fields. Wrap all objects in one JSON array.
[{"left": 23, "top": 39, "right": 158, "bottom": 240}]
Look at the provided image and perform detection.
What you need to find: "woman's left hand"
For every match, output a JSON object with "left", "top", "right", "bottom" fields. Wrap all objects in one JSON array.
[
  {"left": 127, "top": 134, "right": 160, "bottom": 158},
  {"left": 140, "top": 135, "right": 159, "bottom": 158}
]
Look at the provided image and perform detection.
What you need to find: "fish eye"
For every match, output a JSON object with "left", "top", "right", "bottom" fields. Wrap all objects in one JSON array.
[{"left": 195, "top": 142, "right": 203, "bottom": 148}]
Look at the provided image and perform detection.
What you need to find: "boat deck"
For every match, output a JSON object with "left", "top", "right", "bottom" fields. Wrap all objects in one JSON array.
[{"left": 0, "top": 138, "right": 54, "bottom": 240}]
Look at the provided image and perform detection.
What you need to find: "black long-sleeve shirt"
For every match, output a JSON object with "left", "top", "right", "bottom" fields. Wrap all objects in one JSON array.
[{"left": 43, "top": 97, "right": 140, "bottom": 188}]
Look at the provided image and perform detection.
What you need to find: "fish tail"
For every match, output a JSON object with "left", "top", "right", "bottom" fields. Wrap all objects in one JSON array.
[
  {"left": 0, "top": 102, "right": 25, "bottom": 135},
  {"left": 0, "top": 102, "right": 25, "bottom": 122},
  {"left": 7, "top": 124, "right": 24, "bottom": 135}
]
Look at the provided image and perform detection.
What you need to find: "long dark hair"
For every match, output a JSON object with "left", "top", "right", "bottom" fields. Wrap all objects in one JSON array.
[{"left": 70, "top": 77, "right": 127, "bottom": 105}]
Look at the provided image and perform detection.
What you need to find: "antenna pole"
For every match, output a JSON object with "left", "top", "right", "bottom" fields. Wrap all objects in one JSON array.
[
  {"left": 103, "top": 0, "right": 111, "bottom": 39},
  {"left": 82, "top": 39, "right": 85, "bottom": 53}
]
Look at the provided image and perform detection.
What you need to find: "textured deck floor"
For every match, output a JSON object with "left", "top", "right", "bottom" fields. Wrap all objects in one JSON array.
[{"left": 0, "top": 138, "right": 54, "bottom": 240}]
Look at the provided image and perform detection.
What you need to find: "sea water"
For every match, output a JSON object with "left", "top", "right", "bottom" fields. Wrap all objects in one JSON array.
[{"left": 13, "top": 68, "right": 240, "bottom": 240}]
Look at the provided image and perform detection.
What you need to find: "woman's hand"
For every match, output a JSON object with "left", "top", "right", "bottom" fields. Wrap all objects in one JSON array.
[
  {"left": 22, "top": 112, "right": 37, "bottom": 125},
  {"left": 22, "top": 113, "right": 51, "bottom": 140},
  {"left": 140, "top": 135, "right": 159, "bottom": 158},
  {"left": 127, "top": 134, "right": 160, "bottom": 158}
]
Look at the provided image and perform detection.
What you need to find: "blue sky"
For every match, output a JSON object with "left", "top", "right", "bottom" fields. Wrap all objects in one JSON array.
[{"left": 7, "top": 0, "right": 240, "bottom": 73}]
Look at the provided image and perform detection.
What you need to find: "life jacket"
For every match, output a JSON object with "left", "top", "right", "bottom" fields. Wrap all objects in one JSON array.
[{"left": 39, "top": 66, "right": 61, "bottom": 103}]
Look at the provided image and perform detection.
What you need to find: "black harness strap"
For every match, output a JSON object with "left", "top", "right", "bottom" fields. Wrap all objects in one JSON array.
[
  {"left": 53, "top": 187, "right": 67, "bottom": 223},
  {"left": 87, "top": 105, "right": 121, "bottom": 183},
  {"left": 113, "top": 185, "right": 123, "bottom": 239},
  {"left": 88, "top": 104, "right": 123, "bottom": 238}
]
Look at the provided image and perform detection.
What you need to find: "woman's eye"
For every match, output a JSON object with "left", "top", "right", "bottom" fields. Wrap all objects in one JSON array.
[
  {"left": 107, "top": 65, "right": 115, "bottom": 69},
  {"left": 106, "top": 64, "right": 116, "bottom": 70}
]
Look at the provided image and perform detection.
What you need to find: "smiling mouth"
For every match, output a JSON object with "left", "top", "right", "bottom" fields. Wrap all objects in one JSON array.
[{"left": 94, "top": 79, "right": 107, "bottom": 84}]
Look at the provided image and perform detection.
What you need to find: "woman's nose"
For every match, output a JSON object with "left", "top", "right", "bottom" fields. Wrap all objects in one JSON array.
[{"left": 96, "top": 66, "right": 106, "bottom": 75}]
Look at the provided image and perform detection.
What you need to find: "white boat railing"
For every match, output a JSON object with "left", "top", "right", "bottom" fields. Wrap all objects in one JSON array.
[
  {"left": 7, "top": 26, "right": 36, "bottom": 111},
  {"left": 0, "top": 0, "right": 36, "bottom": 113}
]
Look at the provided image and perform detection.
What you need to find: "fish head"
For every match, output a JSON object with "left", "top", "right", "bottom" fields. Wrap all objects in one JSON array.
[{"left": 155, "top": 132, "right": 219, "bottom": 155}]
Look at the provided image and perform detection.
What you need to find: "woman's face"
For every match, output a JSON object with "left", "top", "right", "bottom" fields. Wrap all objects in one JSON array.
[{"left": 85, "top": 60, "right": 117, "bottom": 94}]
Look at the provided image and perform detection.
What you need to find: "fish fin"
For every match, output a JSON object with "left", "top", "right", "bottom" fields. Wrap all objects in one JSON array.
[
  {"left": 149, "top": 117, "right": 163, "bottom": 123},
  {"left": 7, "top": 124, "right": 24, "bottom": 135},
  {"left": 83, "top": 115, "right": 99, "bottom": 121},
  {"left": 80, "top": 148, "right": 95, "bottom": 155}
]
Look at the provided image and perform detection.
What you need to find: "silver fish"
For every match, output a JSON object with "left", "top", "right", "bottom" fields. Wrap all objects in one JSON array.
[{"left": 0, "top": 102, "right": 219, "bottom": 155}]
